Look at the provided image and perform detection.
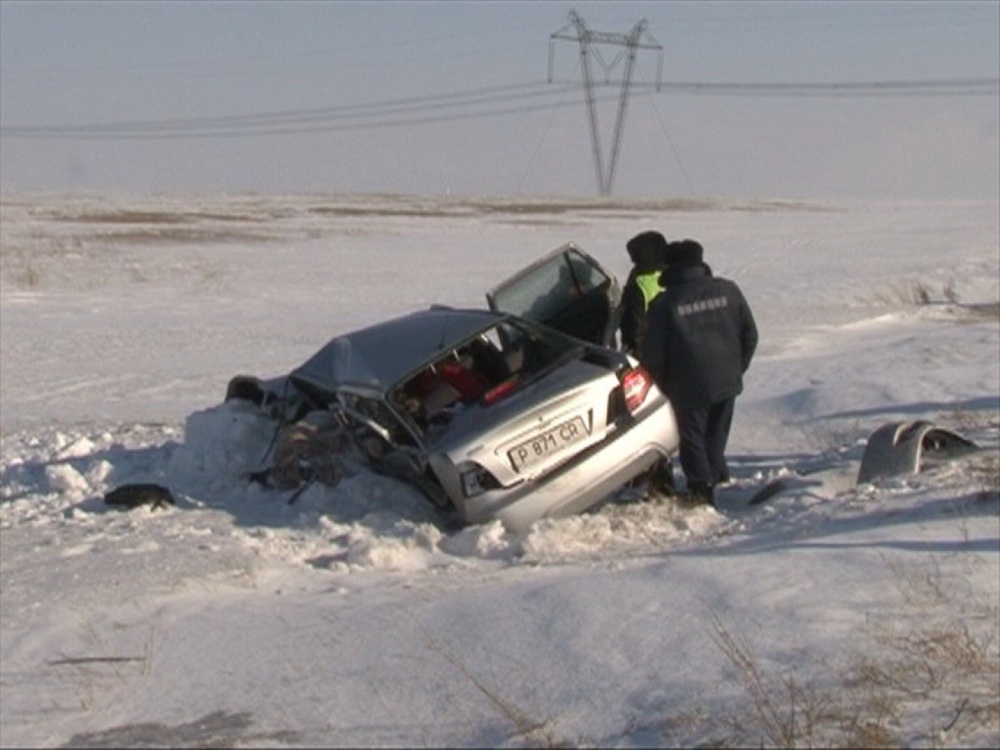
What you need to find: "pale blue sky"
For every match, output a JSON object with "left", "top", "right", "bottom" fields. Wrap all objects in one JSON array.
[{"left": 2, "top": 1, "right": 997, "bottom": 198}]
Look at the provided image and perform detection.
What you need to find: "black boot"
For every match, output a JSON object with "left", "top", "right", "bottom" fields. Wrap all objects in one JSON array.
[{"left": 684, "top": 482, "right": 715, "bottom": 508}]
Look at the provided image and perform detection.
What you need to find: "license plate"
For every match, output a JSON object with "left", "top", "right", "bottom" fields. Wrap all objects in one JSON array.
[{"left": 509, "top": 416, "right": 588, "bottom": 471}]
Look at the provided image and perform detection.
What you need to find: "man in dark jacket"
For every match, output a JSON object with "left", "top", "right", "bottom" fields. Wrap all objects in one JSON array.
[
  {"left": 640, "top": 239, "right": 758, "bottom": 507},
  {"left": 619, "top": 230, "right": 670, "bottom": 354}
]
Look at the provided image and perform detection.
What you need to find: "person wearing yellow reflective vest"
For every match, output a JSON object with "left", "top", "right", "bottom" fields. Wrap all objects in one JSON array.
[{"left": 619, "top": 230, "right": 670, "bottom": 354}]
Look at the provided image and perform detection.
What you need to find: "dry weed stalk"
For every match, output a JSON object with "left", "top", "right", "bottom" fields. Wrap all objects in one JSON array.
[
  {"left": 423, "top": 635, "right": 571, "bottom": 748},
  {"left": 707, "top": 549, "right": 999, "bottom": 748},
  {"left": 712, "top": 615, "right": 849, "bottom": 748}
]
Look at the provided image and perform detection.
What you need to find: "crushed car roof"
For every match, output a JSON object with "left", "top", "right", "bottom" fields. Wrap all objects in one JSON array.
[{"left": 290, "top": 307, "right": 504, "bottom": 395}]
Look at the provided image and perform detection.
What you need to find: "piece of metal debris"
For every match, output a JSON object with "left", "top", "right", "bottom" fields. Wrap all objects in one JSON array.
[
  {"left": 857, "top": 420, "right": 979, "bottom": 484},
  {"left": 104, "top": 483, "right": 175, "bottom": 511}
]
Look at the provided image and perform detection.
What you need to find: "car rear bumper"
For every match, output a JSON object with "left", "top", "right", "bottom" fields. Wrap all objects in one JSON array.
[{"left": 455, "top": 404, "right": 677, "bottom": 533}]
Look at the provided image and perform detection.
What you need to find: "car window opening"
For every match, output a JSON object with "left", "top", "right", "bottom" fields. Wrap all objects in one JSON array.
[{"left": 391, "top": 321, "right": 582, "bottom": 438}]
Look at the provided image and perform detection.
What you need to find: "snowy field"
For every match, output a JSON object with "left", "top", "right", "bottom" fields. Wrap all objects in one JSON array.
[{"left": 1, "top": 192, "right": 998, "bottom": 748}]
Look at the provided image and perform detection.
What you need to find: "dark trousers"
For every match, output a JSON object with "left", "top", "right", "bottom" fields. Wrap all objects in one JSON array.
[{"left": 675, "top": 398, "right": 735, "bottom": 489}]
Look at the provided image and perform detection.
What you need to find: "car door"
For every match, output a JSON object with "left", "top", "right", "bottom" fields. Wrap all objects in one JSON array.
[{"left": 486, "top": 243, "right": 622, "bottom": 348}]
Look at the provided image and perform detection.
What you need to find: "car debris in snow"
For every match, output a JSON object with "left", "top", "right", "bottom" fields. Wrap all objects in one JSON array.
[
  {"left": 104, "top": 483, "right": 176, "bottom": 511},
  {"left": 857, "top": 420, "right": 979, "bottom": 484}
]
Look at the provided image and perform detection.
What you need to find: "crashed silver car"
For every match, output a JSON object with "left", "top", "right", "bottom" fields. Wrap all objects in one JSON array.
[{"left": 226, "top": 244, "right": 679, "bottom": 532}]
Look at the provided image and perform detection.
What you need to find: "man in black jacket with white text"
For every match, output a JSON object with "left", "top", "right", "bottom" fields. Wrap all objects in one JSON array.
[{"left": 640, "top": 239, "right": 758, "bottom": 507}]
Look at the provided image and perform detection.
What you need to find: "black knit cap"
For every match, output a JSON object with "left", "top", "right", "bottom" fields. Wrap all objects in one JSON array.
[
  {"left": 664, "top": 239, "right": 704, "bottom": 266},
  {"left": 626, "top": 230, "right": 669, "bottom": 266}
]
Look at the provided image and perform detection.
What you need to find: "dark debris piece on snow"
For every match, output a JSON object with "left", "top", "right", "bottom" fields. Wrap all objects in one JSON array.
[{"left": 104, "top": 483, "right": 176, "bottom": 511}]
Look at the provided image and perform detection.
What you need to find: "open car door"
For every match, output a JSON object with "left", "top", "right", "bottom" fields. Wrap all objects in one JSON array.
[{"left": 486, "top": 243, "right": 622, "bottom": 348}]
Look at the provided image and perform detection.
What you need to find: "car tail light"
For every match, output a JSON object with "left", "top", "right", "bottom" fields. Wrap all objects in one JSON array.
[{"left": 621, "top": 366, "right": 653, "bottom": 412}]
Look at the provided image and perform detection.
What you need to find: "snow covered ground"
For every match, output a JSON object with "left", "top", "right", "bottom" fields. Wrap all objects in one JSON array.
[{"left": 1, "top": 193, "right": 998, "bottom": 748}]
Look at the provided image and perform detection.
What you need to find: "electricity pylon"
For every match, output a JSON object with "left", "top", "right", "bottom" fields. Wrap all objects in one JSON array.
[{"left": 549, "top": 10, "right": 663, "bottom": 196}]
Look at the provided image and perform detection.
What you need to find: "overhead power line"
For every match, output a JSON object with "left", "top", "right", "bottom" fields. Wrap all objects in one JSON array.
[
  {"left": 1, "top": 82, "right": 556, "bottom": 138},
  {"left": 2, "top": 78, "right": 996, "bottom": 141},
  {"left": 636, "top": 77, "right": 1000, "bottom": 97}
]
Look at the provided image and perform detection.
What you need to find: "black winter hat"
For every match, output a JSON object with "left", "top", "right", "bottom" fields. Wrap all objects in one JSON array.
[
  {"left": 626, "top": 230, "right": 669, "bottom": 267},
  {"left": 664, "top": 239, "right": 704, "bottom": 266}
]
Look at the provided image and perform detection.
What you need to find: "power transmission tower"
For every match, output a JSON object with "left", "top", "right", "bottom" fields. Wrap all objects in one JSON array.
[{"left": 549, "top": 10, "right": 663, "bottom": 196}]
